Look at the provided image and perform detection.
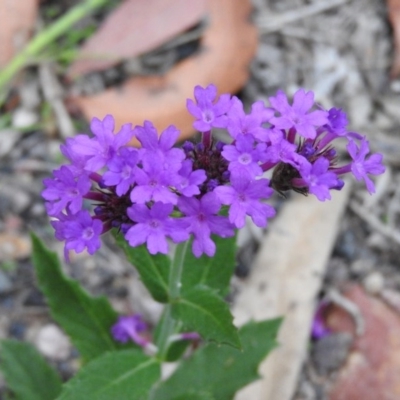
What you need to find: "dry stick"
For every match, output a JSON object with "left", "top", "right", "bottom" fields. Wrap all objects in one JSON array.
[
  {"left": 233, "top": 182, "right": 351, "bottom": 400},
  {"left": 256, "top": 0, "right": 350, "bottom": 33},
  {"left": 350, "top": 200, "right": 400, "bottom": 244},
  {"left": 39, "top": 63, "right": 75, "bottom": 139},
  {"left": 327, "top": 288, "right": 364, "bottom": 336},
  {"left": 386, "top": 174, "right": 400, "bottom": 229}
]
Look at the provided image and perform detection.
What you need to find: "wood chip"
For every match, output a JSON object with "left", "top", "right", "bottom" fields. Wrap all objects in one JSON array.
[{"left": 233, "top": 183, "right": 351, "bottom": 400}]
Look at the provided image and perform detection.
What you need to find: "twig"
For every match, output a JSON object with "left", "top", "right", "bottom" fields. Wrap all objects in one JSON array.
[
  {"left": 256, "top": 0, "right": 350, "bottom": 33},
  {"left": 387, "top": 175, "right": 400, "bottom": 229},
  {"left": 327, "top": 289, "right": 365, "bottom": 336},
  {"left": 350, "top": 200, "right": 400, "bottom": 244},
  {"left": 38, "top": 63, "right": 75, "bottom": 139}
]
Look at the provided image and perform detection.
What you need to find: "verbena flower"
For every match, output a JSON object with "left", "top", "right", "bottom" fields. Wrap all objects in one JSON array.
[
  {"left": 125, "top": 202, "right": 189, "bottom": 254},
  {"left": 111, "top": 314, "right": 149, "bottom": 347},
  {"left": 178, "top": 192, "right": 234, "bottom": 257},
  {"left": 311, "top": 300, "right": 331, "bottom": 340},
  {"left": 269, "top": 89, "right": 328, "bottom": 139},
  {"left": 186, "top": 84, "right": 232, "bottom": 132},
  {"left": 214, "top": 173, "right": 275, "bottom": 228},
  {"left": 42, "top": 166, "right": 91, "bottom": 216},
  {"left": 42, "top": 85, "right": 385, "bottom": 260}
]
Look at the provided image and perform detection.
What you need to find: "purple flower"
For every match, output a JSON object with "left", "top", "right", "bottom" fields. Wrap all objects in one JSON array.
[
  {"left": 177, "top": 160, "right": 207, "bottom": 197},
  {"left": 111, "top": 314, "right": 149, "bottom": 347},
  {"left": 298, "top": 157, "right": 340, "bottom": 201},
  {"left": 325, "top": 107, "right": 348, "bottom": 135},
  {"left": 269, "top": 89, "right": 328, "bottom": 139},
  {"left": 102, "top": 147, "right": 139, "bottom": 196},
  {"left": 311, "top": 301, "right": 331, "bottom": 340},
  {"left": 130, "top": 162, "right": 179, "bottom": 205},
  {"left": 222, "top": 134, "right": 266, "bottom": 178},
  {"left": 51, "top": 210, "right": 103, "bottom": 260},
  {"left": 214, "top": 174, "right": 275, "bottom": 228},
  {"left": 60, "top": 139, "right": 91, "bottom": 176},
  {"left": 135, "top": 122, "right": 185, "bottom": 171},
  {"left": 68, "top": 115, "right": 135, "bottom": 171},
  {"left": 42, "top": 166, "right": 91, "bottom": 216},
  {"left": 178, "top": 192, "right": 234, "bottom": 257},
  {"left": 347, "top": 138, "right": 385, "bottom": 194},
  {"left": 263, "top": 139, "right": 306, "bottom": 171},
  {"left": 263, "top": 139, "right": 295, "bottom": 165},
  {"left": 226, "top": 97, "right": 273, "bottom": 140},
  {"left": 125, "top": 202, "right": 189, "bottom": 254},
  {"left": 186, "top": 84, "right": 232, "bottom": 132}
]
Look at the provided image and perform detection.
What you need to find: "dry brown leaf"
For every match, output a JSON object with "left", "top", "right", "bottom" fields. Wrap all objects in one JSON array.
[
  {"left": 0, "top": 0, "right": 38, "bottom": 67},
  {"left": 68, "top": 0, "right": 207, "bottom": 77},
  {"left": 387, "top": 0, "right": 400, "bottom": 78},
  {"left": 326, "top": 285, "right": 400, "bottom": 400},
  {"left": 69, "top": 0, "right": 258, "bottom": 145}
]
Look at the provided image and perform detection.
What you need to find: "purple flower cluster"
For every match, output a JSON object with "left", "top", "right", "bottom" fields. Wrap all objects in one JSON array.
[{"left": 42, "top": 85, "right": 385, "bottom": 260}]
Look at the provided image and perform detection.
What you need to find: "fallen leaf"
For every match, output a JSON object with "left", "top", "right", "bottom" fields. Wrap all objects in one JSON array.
[
  {"left": 69, "top": 0, "right": 258, "bottom": 145},
  {"left": 68, "top": 0, "right": 207, "bottom": 77},
  {"left": 326, "top": 285, "right": 400, "bottom": 400},
  {"left": 0, "top": 0, "right": 38, "bottom": 67},
  {"left": 387, "top": 0, "right": 400, "bottom": 78}
]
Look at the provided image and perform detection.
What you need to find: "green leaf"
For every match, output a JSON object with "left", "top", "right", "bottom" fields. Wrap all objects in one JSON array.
[
  {"left": 163, "top": 339, "right": 190, "bottom": 362},
  {"left": 57, "top": 350, "right": 160, "bottom": 400},
  {"left": 114, "top": 232, "right": 170, "bottom": 303},
  {"left": 31, "top": 234, "right": 121, "bottom": 361},
  {"left": 169, "top": 392, "right": 215, "bottom": 400},
  {"left": 171, "top": 286, "right": 240, "bottom": 349},
  {"left": 152, "top": 318, "right": 282, "bottom": 400},
  {"left": 0, "top": 339, "right": 62, "bottom": 400},
  {"left": 181, "top": 235, "right": 237, "bottom": 296}
]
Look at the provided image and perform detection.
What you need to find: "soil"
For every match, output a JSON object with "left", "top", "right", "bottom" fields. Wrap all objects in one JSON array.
[{"left": 1, "top": 0, "right": 400, "bottom": 399}]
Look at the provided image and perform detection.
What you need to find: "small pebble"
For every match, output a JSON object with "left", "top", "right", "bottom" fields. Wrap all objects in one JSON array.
[
  {"left": 12, "top": 108, "right": 39, "bottom": 128},
  {"left": 334, "top": 230, "right": 358, "bottom": 261},
  {"left": 0, "top": 270, "right": 13, "bottom": 294},
  {"left": 350, "top": 258, "right": 374, "bottom": 276},
  {"left": 312, "top": 332, "right": 353, "bottom": 375},
  {"left": 35, "top": 324, "right": 71, "bottom": 360},
  {"left": 363, "top": 272, "right": 385, "bottom": 295},
  {"left": 390, "top": 79, "right": 400, "bottom": 93},
  {"left": 8, "top": 321, "right": 26, "bottom": 340},
  {"left": 24, "top": 288, "right": 46, "bottom": 307},
  {"left": 367, "top": 232, "right": 391, "bottom": 251},
  {"left": 29, "top": 202, "right": 46, "bottom": 217},
  {"left": 0, "top": 233, "right": 31, "bottom": 262}
]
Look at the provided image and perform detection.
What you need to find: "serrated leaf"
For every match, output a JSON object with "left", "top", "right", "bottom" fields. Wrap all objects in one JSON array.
[
  {"left": 171, "top": 286, "right": 240, "bottom": 349},
  {"left": 31, "top": 234, "right": 121, "bottom": 361},
  {"left": 180, "top": 235, "right": 237, "bottom": 296},
  {"left": 57, "top": 350, "right": 160, "bottom": 400},
  {"left": 152, "top": 318, "right": 282, "bottom": 400},
  {"left": 0, "top": 340, "right": 62, "bottom": 400},
  {"left": 114, "top": 232, "right": 170, "bottom": 303}
]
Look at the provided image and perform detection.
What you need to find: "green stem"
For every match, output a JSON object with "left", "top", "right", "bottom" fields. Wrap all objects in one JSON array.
[
  {"left": 0, "top": 0, "right": 108, "bottom": 92},
  {"left": 156, "top": 241, "right": 190, "bottom": 359},
  {"left": 169, "top": 241, "right": 189, "bottom": 299}
]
